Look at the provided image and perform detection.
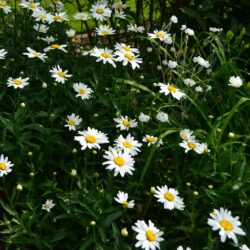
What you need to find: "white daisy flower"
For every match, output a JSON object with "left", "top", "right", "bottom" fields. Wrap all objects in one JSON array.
[
  {"left": 64, "top": 113, "right": 82, "bottom": 131},
  {"left": 103, "top": 147, "right": 135, "bottom": 177},
  {"left": 49, "top": 65, "right": 72, "bottom": 84},
  {"left": 74, "top": 127, "right": 109, "bottom": 150},
  {"left": 228, "top": 76, "right": 243, "bottom": 88},
  {"left": 179, "top": 136, "right": 203, "bottom": 154},
  {"left": 168, "top": 60, "right": 177, "bottom": 69},
  {"left": 19, "top": 1, "right": 40, "bottom": 10},
  {"left": 156, "top": 111, "right": 169, "bottom": 123},
  {"left": 73, "top": 83, "right": 93, "bottom": 100},
  {"left": 193, "top": 56, "right": 210, "bottom": 68},
  {"left": 90, "top": 3, "right": 111, "bottom": 21},
  {"left": 181, "top": 25, "right": 187, "bottom": 31},
  {"left": 179, "top": 129, "right": 193, "bottom": 141},
  {"left": 74, "top": 12, "right": 90, "bottom": 21},
  {"left": 132, "top": 220, "right": 164, "bottom": 250},
  {"left": 115, "top": 51, "right": 142, "bottom": 70},
  {"left": 0, "top": 154, "right": 14, "bottom": 177},
  {"left": 114, "top": 134, "right": 142, "bottom": 156},
  {"left": 48, "top": 12, "right": 68, "bottom": 23},
  {"left": 33, "top": 24, "right": 49, "bottom": 33},
  {"left": 114, "top": 43, "right": 139, "bottom": 54},
  {"left": 0, "top": 49, "right": 7, "bottom": 59},
  {"left": 112, "top": 1, "right": 127, "bottom": 10},
  {"left": 154, "top": 185, "right": 185, "bottom": 210},
  {"left": 139, "top": 113, "right": 150, "bottom": 123},
  {"left": 23, "top": 47, "right": 48, "bottom": 62},
  {"left": 209, "top": 27, "right": 223, "bottom": 33},
  {"left": 148, "top": 29, "right": 172, "bottom": 44},
  {"left": 114, "top": 9, "right": 126, "bottom": 19},
  {"left": 127, "top": 24, "right": 145, "bottom": 33},
  {"left": 41, "top": 36, "right": 55, "bottom": 44},
  {"left": 184, "top": 28, "right": 195, "bottom": 36},
  {"left": 90, "top": 47, "right": 116, "bottom": 68},
  {"left": 114, "top": 115, "right": 138, "bottom": 131},
  {"left": 7, "top": 77, "right": 29, "bottom": 89},
  {"left": 0, "top": 1, "right": 11, "bottom": 13},
  {"left": 184, "top": 78, "right": 196, "bottom": 87},
  {"left": 195, "top": 86, "right": 203, "bottom": 92},
  {"left": 158, "top": 82, "right": 185, "bottom": 100},
  {"left": 170, "top": 15, "right": 178, "bottom": 23},
  {"left": 96, "top": 24, "right": 116, "bottom": 36},
  {"left": 207, "top": 207, "right": 246, "bottom": 244},
  {"left": 66, "top": 29, "right": 76, "bottom": 37},
  {"left": 44, "top": 44, "right": 67, "bottom": 53},
  {"left": 240, "top": 245, "right": 250, "bottom": 250},
  {"left": 41, "top": 199, "right": 55, "bottom": 212},
  {"left": 32, "top": 8, "right": 52, "bottom": 23},
  {"left": 142, "top": 135, "right": 163, "bottom": 147},
  {"left": 199, "top": 143, "right": 210, "bottom": 153},
  {"left": 114, "top": 191, "right": 135, "bottom": 208}
]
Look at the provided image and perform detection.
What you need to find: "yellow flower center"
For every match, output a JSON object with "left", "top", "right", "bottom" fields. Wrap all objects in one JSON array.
[
  {"left": 44, "top": 204, "right": 49, "bottom": 209},
  {"left": 68, "top": 119, "right": 75, "bottom": 126},
  {"left": 164, "top": 192, "right": 174, "bottom": 201},
  {"left": 116, "top": 3, "right": 123, "bottom": 9},
  {"left": 13, "top": 79, "right": 23, "bottom": 85},
  {"left": 32, "top": 52, "right": 41, "bottom": 57},
  {"left": 123, "top": 141, "right": 132, "bottom": 148},
  {"left": 28, "top": 3, "right": 36, "bottom": 9},
  {"left": 54, "top": 15, "right": 62, "bottom": 21},
  {"left": 113, "top": 157, "right": 125, "bottom": 167},
  {"left": 122, "top": 45, "right": 131, "bottom": 51},
  {"left": 0, "top": 2, "right": 7, "bottom": 7},
  {"left": 0, "top": 162, "right": 6, "bottom": 170},
  {"left": 220, "top": 220, "right": 233, "bottom": 231},
  {"left": 51, "top": 44, "right": 61, "bottom": 49},
  {"left": 146, "top": 230, "right": 156, "bottom": 242},
  {"left": 122, "top": 201, "right": 129, "bottom": 207},
  {"left": 57, "top": 71, "right": 65, "bottom": 78},
  {"left": 85, "top": 135, "right": 97, "bottom": 143},
  {"left": 156, "top": 31, "right": 165, "bottom": 39},
  {"left": 180, "top": 133, "right": 187, "bottom": 140},
  {"left": 122, "top": 119, "right": 130, "bottom": 127},
  {"left": 78, "top": 88, "right": 86, "bottom": 94},
  {"left": 96, "top": 8, "right": 104, "bottom": 14},
  {"left": 147, "top": 137, "right": 156, "bottom": 143},
  {"left": 124, "top": 53, "right": 134, "bottom": 61},
  {"left": 39, "top": 14, "right": 46, "bottom": 20},
  {"left": 203, "top": 147, "right": 208, "bottom": 153},
  {"left": 101, "top": 52, "right": 111, "bottom": 58},
  {"left": 168, "top": 85, "right": 176, "bottom": 93},
  {"left": 101, "top": 30, "right": 109, "bottom": 36},
  {"left": 187, "top": 141, "right": 196, "bottom": 149}
]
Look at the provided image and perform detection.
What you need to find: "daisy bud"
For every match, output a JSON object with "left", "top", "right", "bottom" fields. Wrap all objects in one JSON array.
[
  {"left": 53, "top": 82, "right": 57, "bottom": 86},
  {"left": 29, "top": 172, "right": 35, "bottom": 177},
  {"left": 27, "top": 151, "right": 33, "bottom": 157},
  {"left": 20, "top": 71, "right": 24, "bottom": 75},
  {"left": 186, "top": 182, "right": 191, "bottom": 186},
  {"left": 246, "top": 82, "right": 250, "bottom": 89},
  {"left": 150, "top": 186, "right": 156, "bottom": 194},
  {"left": 70, "top": 169, "right": 77, "bottom": 176},
  {"left": 93, "top": 172, "right": 99, "bottom": 178},
  {"left": 216, "top": 128, "right": 221, "bottom": 133},
  {"left": 90, "top": 220, "right": 96, "bottom": 226},
  {"left": 20, "top": 102, "right": 26, "bottom": 108},
  {"left": 121, "top": 228, "right": 128, "bottom": 237},
  {"left": 42, "top": 82, "right": 47, "bottom": 88},
  {"left": 94, "top": 113, "right": 99, "bottom": 117},
  {"left": 157, "top": 65, "right": 162, "bottom": 70},
  {"left": 139, "top": 75, "right": 144, "bottom": 80},
  {"left": 72, "top": 148, "right": 77, "bottom": 154},
  {"left": 147, "top": 47, "right": 152, "bottom": 53},
  {"left": 53, "top": 171, "right": 57, "bottom": 176},
  {"left": 152, "top": 82, "right": 157, "bottom": 87},
  {"left": 208, "top": 115, "right": 214, "bottom": 119},
  {"left": 16, "top": 184, "right": 23, "bottom": 191},
  {"left": 208, "top": 184, "right": 213, "bottom": 189},
  {"left": 193, "top": 191, "right": 199, "bottom": 196},
  {"left": 92, "top": 150, "right": 97, "bottom": 154},
  {"left": 4, "top": 221, "right": 11, "bottom": 225},
  {"left": 228, "top": 132, "right": 235, "bottom": 139}
]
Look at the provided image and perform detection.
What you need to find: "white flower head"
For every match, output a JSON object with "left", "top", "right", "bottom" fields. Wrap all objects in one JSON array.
[
  {"left": 209, "top": 27, "right": 223, "bottom": 33},
  {"left": 127, "top": 24, "right": 145, "bottom": 33},
  {"left": 114, "top": 43, "right": 139, "bottom": 54},
  {"left": 49, "top": 65, "right": 72, "bottom": 84},
  {"left": 32, "top": 8, "right": 52, "bottom": 23},
  {"left": 64, "top": 113, "right": 82, "bottom": 131},
  {"left": 193, "top": 56, "right": 210, "bottom": 68},
  {"left": 96, "top": 24, "right": 116, "bottom": 36},
  {"left": 184, "top": 78, "right": 196, "bottom": 87},
  {"left": 90, "top": 3, "right": 111, "bottom": 21},
  {"left": 179, "top": 136, "right": 203, "bottom": 154},
  {"left": 41, "top": 36, "right": 55, "bottom": 44},
  {"left": 148, "top": 29, "right": 172, "bottom": 44},
  {"left": 195, "top": 86, "right": 203, "bottom": 92},
  {"left": 23, "top": 47, "right": 48, "bottom": 62},
  {"left": 114, "top": 133, "right": 142, "bottom": 156},
  {"left": 7, "top": 77, "right": 29, "bottom": 89},
  {"left": 48, "top": 12, "right": 68, "bottom": 24},
  {"left": 154, "top": 185, "right": 185, "bottom": 210},
  {"left": 66, "top": 29, "right": 76, "bottom": 37},
  {"left": 103, "top": 147, "right": 135, "bottom": 177},
  {"left": 74, "top": 127, "right": 109, "bottom": 150},
  {"left": 185, "top": 28, "right": 195, "bottom": 36},
  {"left": 179, "top": 129, "right": 193, "bottom": 141},
  {"left": 42, "top": 199, "right": 55, "bottom": 212},
  {"left": 115, "top": 51, "right": 142, "bottom": 70},
  {"left": 158, "top": 82, "right": 185, "bottom": 100},
  {"left": 0, "top": 1, "right": 12, "bottom": 13},
  {"left": 112, "top": 1, "right": 127, "bottom": 10},
  {"left": 139, "top": 113, "right": 150, "bottom": 123},
  {"left": 73, "top": 83, "right": 93, "bottom": 100},
  {"left": 143, "top": 135, "right": 163, "bottom": 147},
  {"left": 228, "top": 76, "right": 243, "bottom": 88},
  {"left": 240, "top": 245, "right": 250, "bottom": 250},
  {"left": 0, "top": 49, "right": 7, "bottom": 59},
  {"left": 170, "top": 15, "right": 178, "bottom": 23},
  {"left": 33, "top": 24, "right": 49, "bottom": 33},
  {"left": 44, "top": 44, "right": 67, "bottom": 53},
  {"left": 114, "top": 116, "right": 138, "bottom": 131},
  {"left": 19, "top": 1, "right": 40, "bottom": 10},
  {"left": 168, "top": 60, "right": 177, "bottom": 69},
  {"left": 177, "top": 246, "right": 192, "bottom": 250},
  {"left": 207, "top": 207, "right": 246, "bottom": 244},
  {"left": 132, "top": 220, "right": 164, "bottom": 250},
  {"left": 156, "top": 111, "right": 169, "bottom": 123},
  {"left": 74, "top": 12, "right": 90, "bottom": 21},
  {"left": 114, "top": 191, "right": 135, "bottom": 208},
  {"left": 90, "top": 47, "right": 116, "bottom": 68},
  {"left": 0, "top": 154, "right": 14, "bottom": 177}
]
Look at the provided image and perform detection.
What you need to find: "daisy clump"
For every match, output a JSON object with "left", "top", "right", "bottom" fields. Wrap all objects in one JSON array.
[
  {"left": 207, "top": 207, "right": 246, "bottom": 244},
  {"left": 132, "top": 220, "right": 164, "bottom": 250}
]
